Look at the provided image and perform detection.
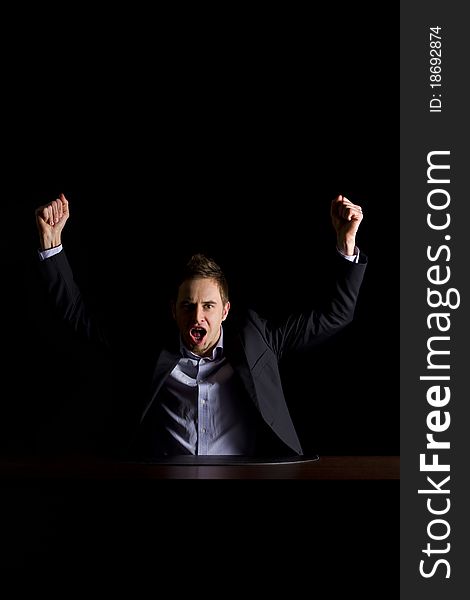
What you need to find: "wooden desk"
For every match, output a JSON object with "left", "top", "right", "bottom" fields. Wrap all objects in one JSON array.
[{"left": 0, "top": 455, "right": 399, "bottom": 480}]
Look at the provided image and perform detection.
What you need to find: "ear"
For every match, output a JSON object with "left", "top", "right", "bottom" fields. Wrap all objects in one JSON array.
[{"left": 222, "top": 301, "right": 230, "bottom": 321}]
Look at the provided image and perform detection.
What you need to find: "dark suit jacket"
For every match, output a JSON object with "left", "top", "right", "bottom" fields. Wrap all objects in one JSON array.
[{"left": 39, "top": 250, "right": 367, "bottom": 457}]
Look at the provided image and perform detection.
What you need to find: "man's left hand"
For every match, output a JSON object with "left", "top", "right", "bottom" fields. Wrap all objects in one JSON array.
[{"left": 331, "top": 195, "right": 364, "bottom": 256}]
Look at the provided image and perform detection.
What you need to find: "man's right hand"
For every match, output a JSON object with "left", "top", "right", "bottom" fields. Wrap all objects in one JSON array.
[{"left": 35, "top": 193, "right": 69, "bottom": 250}]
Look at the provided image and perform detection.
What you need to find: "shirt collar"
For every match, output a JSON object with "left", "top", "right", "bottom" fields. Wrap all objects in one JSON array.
[{"left": 180, "top": 326, "right": 224, "bottom": 361}]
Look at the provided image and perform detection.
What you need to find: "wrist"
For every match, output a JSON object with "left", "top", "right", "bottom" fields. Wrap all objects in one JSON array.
[
  {"left": 337, "top": 237, "right": 356, "bottom": 256},
  {"left": 40, "top": 233, "right": 62, "bottom": 251}
]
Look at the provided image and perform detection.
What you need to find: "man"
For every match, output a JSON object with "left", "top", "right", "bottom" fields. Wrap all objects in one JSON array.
[{"left": 35, "top": 193, "right": 365, "bottom": 458}]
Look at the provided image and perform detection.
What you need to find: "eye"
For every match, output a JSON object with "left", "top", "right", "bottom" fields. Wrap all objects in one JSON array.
[{"left": 204, "top": 304, "right": 215, "bottom": 310}]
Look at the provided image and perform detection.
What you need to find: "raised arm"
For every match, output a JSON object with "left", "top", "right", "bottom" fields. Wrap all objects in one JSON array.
[
  {"left": 35, "top": 193, "right": 70, "bottom": 250},
  {"left": 35, "top": 194, "right": 109, "bottom": 348},
  {"left": 263, "top": 195, "right": 367, "bottom": 358}
]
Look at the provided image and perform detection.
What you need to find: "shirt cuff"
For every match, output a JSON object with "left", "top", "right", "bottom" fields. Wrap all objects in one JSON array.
[
  {"left": 337, "top": 246, "right": 360, "bottom": 263},
  {"left": 38, "top": 244, "right": 63, "bottom": 261}
]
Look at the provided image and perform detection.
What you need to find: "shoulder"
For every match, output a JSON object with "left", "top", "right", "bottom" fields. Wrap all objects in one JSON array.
[
  {"left": 225, "top": 308, "right": 271, "bottom": 346},
  {"left": 229, "top": 308, "right": 267, "bottom": 329}
]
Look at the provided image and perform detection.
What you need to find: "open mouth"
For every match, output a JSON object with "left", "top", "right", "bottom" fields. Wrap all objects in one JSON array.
[{"left": 189, "top": 327, "right": 207, "bottom": 345}]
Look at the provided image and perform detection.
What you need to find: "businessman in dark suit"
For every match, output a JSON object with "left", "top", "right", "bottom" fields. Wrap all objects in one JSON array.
[{"left": 35, "top": 194, "right": 365, "bottom": 458}]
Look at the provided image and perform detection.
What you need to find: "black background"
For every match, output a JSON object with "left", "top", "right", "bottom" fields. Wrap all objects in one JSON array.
[
  {"left": 2, "top": 5, "right": 398, "bottom": 587},
  {"left": 4, "top": 10, "right": 398, "bottom": 459}
]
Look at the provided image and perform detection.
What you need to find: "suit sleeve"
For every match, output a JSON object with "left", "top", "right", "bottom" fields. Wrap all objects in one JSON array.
[
  {"left": 264, "top": 253, "right": 367, "bottom": 358},
  {"left": 38, "top": 250, "right": 110, "bottom": 349}
]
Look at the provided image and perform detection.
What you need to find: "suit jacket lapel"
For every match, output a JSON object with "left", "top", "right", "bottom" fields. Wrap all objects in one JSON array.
[
  {"left": 224, "top": 330, "right": 260, "bottom": 412},
  {"left": 141, "top": 348, "right": 180, "bottom": 423}
]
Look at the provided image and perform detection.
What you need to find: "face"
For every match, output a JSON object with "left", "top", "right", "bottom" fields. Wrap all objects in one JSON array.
[{"left": 173, "top": 277, "right": 230, "bottom": 357}]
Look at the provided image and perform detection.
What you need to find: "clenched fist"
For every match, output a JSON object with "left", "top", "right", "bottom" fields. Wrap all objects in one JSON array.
[
  {"left": 331, "top": 195, "right": 363, "bottom": 256},
  {"left": 35, "top": 193, "right": 70, "bottom": 250}
]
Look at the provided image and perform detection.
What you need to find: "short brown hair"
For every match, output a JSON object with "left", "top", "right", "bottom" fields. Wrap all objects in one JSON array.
[{"left": 177, "top": 253, "right": 229, "bottom": 304}]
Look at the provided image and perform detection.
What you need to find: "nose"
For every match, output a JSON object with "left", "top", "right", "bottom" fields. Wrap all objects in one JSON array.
[{"left": 195, "top": 305, "right": 205, "bottom": 324}]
